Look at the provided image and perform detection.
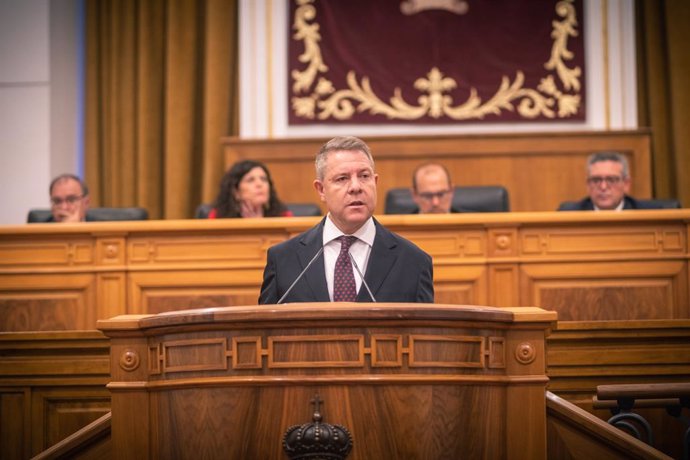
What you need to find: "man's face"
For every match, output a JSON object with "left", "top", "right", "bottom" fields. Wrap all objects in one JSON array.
[
  {"left": 412, "top": 166, "right": 453, "bottom": 214},
  {"left": 50, "top": 178, "right": 89, "bottom": 222},
  {"left": 314, "top": 150, "right": 378, "bottom": 234},
  {"left": 587, "top": 160, "right": 630, "bottom": 210}
]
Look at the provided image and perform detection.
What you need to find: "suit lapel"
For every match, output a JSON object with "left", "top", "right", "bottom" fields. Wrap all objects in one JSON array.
[
  {"left": 359, "top": 219, "right": 398, "bottom": 301},
  {"left": 298, "top": 219, "right": 330, "bottom": 302}
]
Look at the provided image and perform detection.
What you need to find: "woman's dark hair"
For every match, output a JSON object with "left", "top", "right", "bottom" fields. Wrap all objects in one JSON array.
[{"left": 212, "top": 160, "right": 287, "bottom": 218}]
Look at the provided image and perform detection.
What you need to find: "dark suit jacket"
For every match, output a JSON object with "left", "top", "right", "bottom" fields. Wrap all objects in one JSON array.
[
  {"left": 259, "top": 217, "right": 434, "bottom": 304},
  {"left": 558, "top": 196, "right": 670, "bottom": 211}
]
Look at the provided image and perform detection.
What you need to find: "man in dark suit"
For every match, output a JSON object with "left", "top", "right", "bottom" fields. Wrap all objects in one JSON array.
[
  {"left": 259, "top": 136, "right": 434, "bottom": 304},
  {"left": 558, "top": 152, "right": 667, "bottom": 211}
]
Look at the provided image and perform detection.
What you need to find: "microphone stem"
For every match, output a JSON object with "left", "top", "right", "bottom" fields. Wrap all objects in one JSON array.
[{"left": 348, "top": 251, "right": 377, "bottom": 303}]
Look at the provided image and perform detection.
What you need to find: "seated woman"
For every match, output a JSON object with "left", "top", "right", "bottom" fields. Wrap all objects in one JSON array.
[{"left": 209, "top": 160, "right": 292, "bottom": 218}]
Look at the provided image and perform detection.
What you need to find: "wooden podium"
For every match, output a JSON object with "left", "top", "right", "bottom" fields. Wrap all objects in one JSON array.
[{"left": 99, "top": 304, "right": 556, "bottom": 459}]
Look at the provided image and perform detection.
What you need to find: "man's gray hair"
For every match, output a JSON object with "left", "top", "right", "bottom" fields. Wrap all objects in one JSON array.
[
  {"left": 315, "top": 136, "right": 374, "bottom": 180},
  {"left": 587, "top": 151, "right": 629, "bottom": 178}
]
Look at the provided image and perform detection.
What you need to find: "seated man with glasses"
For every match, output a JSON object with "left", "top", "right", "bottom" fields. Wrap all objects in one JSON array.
[
  {"left": 411, "top": 162, "right": 457, "bottom": 214},
  {"left": 48, "top": 174, "right": 90, "bottom": 222},
  {"left": 559, "top": 152, "right": 664, "bottom": 211}
]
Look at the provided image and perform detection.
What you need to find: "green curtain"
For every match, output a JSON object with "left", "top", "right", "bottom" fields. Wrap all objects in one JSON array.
[{"left": 85, "top": 0, "right": 238, "bottom": 219}]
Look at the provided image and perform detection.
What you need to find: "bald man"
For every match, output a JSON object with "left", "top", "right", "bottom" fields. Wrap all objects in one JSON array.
[{"left": 411, "top": 163, "right": 456, "bottom": 214}]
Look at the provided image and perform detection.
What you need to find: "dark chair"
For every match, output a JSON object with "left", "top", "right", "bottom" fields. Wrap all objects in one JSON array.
[
  {"left": 384, "top": 186, "right": 510, "bottom": 214},
  {"left": 195, "top": 203, "right": 321, "bottom": 218},
  {"left": 27, "top": 207, "right": 149, "bottom": 223},
  {"left": 558, "top": 199, "right": 682, "bottom": 211},
  {"left": 286, "top": 203, "right": 322, "bottom": 217},
  {"left": 195, "top": 203, "right": 213, "bottom": 219},
  {"left": 640, "top": 199, "right": 682, "bottom": 209}
]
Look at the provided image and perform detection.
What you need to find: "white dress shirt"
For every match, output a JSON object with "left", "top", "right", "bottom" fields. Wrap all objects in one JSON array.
[{"left": 322, "top": 215, "right": 376, "bottom": 301}]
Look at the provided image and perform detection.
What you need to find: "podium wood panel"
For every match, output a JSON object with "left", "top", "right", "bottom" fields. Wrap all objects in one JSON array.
[
  {"left": 1, "top": 211, "right": 689, "bottom": 331},
  {"left": 99, "top": 304, "right": 555, "bottom": 460}
]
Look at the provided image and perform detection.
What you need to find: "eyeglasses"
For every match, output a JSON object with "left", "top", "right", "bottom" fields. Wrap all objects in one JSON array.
[
  {"left": 51, "top": 195, "right": 84, "bottom": 207},
  {"left": 417, "top": 190, "right": 452, "bottom": 201},
  {"left": 587, "top": 176, "right": 624, "bottom": 186}
]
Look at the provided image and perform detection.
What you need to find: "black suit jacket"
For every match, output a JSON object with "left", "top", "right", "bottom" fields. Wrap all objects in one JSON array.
[
  {"left": 557, "top": 196, "right": 671, "bottom": 211},
  {"left": 259, "top": 217, "right": 434, "bottom": 304}
]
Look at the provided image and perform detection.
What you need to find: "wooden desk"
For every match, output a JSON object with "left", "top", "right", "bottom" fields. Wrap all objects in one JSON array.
[{"left": 1, "top": 210, "right": 688, "bottom": 332}]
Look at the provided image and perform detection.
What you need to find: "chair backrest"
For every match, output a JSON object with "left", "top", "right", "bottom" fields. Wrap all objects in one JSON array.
[
  {"left": 637, "top": 199, "right": 682, "bottom": 209},
  {"left": 286, "top": 203, "right": 322, "bottom": 216},
  {"left": 195, "top": 203, "right": 212, "bottom": 218},
  {"left": 384, "top": 186, "right": 510, "bottom": 214},
  {"left": 27, "top": 207, "right": 149, "bottom": 223},
  {"left": 194, "top": 203, "right": 322, "bottom": 218},
  {"left": 558, "top": 198, "right": 682, "bottom": 211}
]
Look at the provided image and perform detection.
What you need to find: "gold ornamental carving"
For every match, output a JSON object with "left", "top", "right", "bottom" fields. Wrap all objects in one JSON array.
[
  {"left": 119, "top": 349, "right": 141, "bottom": 372},
  {"left": 514, "top": 342, "right": 536, "bottom": 365},
  {"left": 291, "top": 0, "right": 581, "bottom": 121}
]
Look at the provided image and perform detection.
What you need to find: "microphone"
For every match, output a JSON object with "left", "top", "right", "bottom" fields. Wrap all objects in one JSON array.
[
  {"left": 348, "top": 251, "right": 377, "bottom": 303},
  {"left": 277, "top": 246, "right": 324, "bottom": 304}
]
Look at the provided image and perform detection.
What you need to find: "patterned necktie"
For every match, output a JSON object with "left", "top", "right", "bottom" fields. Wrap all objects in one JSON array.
[{"left": 333, "top": 236, "right": 358, "bottom": 302}]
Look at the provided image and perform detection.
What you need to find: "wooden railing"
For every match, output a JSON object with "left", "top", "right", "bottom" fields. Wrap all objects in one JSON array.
[
  {"left": 31, "top": 412, "right": 111, "bottom": 460},
  {"left": 546, "top": 391, "right": 671, "bottom": 459},
  {"left": 594, "top": 383, "right": 690, "bottom": 459}
]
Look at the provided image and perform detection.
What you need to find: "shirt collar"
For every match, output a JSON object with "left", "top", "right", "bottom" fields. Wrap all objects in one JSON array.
[{"left": 323, "top": 214, "right": 376, "bottom": 247}]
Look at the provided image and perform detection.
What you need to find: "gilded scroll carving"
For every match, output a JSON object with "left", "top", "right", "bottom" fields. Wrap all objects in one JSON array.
[{"left": 291, "top": 0, "right": 581, "bottom": 121}]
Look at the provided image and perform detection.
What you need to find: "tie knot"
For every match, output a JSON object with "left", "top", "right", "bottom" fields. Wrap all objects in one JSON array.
[{"left": 338, "top": 235, "right": 357, "bottom": 252}]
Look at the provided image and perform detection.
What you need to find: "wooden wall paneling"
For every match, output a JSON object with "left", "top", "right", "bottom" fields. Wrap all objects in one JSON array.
[
  {"left": 547, "top": 321, "right": 690, "bottom": 392},
  {"left": 128, "top": 270, "right": 266, "bottom": 314},
  {"left": 222, "top": 131, "right": 653, "bottom": 213},
  {"left": 520, "top": 261, "right": 686, "bottom": 321},
  {"left": 0, "top": 273, "right": 97, "bottom": 331},
  {"left": 0, "top": 235, "right": 95, "bottom": 269},
  {"left": 126, "top": 229, "right": 286, "bottom": 314},
  {"left": 0, "top": 387, "right": 30, "bottom": 460},
  {"left": 432, "top": 265, "right": 487, "bottom": 305},
  {"left": 97, "top": 273, "right": 127, "bottom": 323},
  {"left": 127, "top": 233, "right": 283, "bottom": 268},
  {"left": 0, "top": 332, "right": 110, "bottom": 459},
  {"left": 30, "top": 387, "right": 111, "bottom": 456},
  {"left": 489, "top": 265, "right": 520, "bottom": 307},
  {"left": 400, "top": 227, "right": 490, "bottom": 305},
  {"left": 518, "top": 222, "right": 687, "bottom": 259}
]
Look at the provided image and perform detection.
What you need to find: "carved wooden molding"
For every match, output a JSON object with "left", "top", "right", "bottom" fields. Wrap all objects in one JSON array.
[{"left": 146, "top": 332, "right": 507, "bottom": 375}]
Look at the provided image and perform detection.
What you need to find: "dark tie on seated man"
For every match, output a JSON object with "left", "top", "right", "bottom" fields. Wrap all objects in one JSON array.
[
  {"left": 411, "top": 162, "right": 456, "bottom": 214},
  {"left": 259, "top": 136, "right": 434, "bottom": 304},
  {"left": 49, "top": 173, "right": 90, "bottom": 222},
  {"left": 559, "top": 151, "right": 665, "bottom": 211}
]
